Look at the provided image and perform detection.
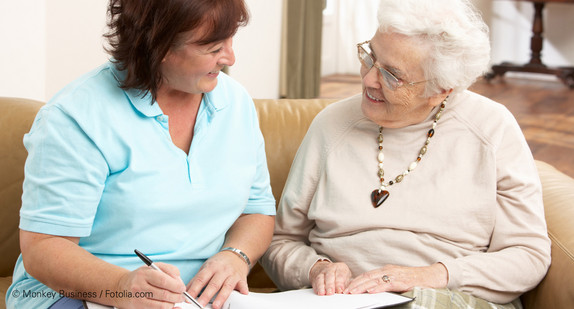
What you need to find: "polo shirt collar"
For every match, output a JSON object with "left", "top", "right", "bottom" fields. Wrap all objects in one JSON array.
[
  {"left": 108, "top": 62, "right": 161, "bottom": 118},
  {"left": 126, "top": 88, "right": 162, "bottom": 118},
  {"left": 202, "top": 87, "right": 228, "bottom": 115}
]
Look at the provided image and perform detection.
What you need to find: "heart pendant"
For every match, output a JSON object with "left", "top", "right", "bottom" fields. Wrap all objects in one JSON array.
[{"left": 371, "top": 189, "right": 389, "bottom": 208}]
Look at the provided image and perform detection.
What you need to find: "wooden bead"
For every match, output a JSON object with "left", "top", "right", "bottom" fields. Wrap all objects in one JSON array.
[
  {"left": 420, "top": 146, "right": 427, "bottom": 155},
  {"left": 373, "top": 96, "right": 446, "bottom": 200}
]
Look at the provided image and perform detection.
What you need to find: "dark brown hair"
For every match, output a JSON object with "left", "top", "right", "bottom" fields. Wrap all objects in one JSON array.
[{"left": 104, "top": 0, "right": 249, "bottom": 102}]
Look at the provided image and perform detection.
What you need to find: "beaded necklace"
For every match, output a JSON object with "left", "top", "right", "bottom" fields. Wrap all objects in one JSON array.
[{"left": 371, "top": 97, "right": 447, "bottom": 208}]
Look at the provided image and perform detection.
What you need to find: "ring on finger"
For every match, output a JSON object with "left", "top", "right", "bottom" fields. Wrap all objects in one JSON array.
[{"left": 382, "top": 275, "right": 391, "bottom": 283}]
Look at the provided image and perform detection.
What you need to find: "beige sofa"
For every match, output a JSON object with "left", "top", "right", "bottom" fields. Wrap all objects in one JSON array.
[{"left": 1, "top": 96, "right": 573, "bottom": 308}]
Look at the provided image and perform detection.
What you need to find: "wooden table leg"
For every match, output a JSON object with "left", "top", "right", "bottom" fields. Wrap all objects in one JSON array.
[{"left": 485, "top": 2, "right": 574, "bottom": 89}]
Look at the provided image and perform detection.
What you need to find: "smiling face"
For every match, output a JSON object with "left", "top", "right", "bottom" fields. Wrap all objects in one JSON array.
[
  {"left": 360, "top": 31, "right": 448, "bottom": 128},
  {"left": 159, "top": 25, "right": 236, "bottom": 96}
]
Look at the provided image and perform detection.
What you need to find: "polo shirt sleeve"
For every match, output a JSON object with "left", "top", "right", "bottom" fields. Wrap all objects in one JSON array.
[
  {"left": 19, "top": 104, "right": 108, "bottom": 237},
  {"left": 244, "top": 127, "right": 276, "bottom": 216},
  {"left": 241, "top": 93, "right": 276, "bottom": 216}
]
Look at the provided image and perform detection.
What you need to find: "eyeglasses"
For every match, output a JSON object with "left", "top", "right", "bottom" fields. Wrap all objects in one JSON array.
[{"left": 357, "top": 40, "right": 427, "bottom": 91}]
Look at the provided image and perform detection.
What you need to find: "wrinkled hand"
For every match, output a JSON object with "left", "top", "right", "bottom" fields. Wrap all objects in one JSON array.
[
  {"left": 309, "top": 261, "right": 352, "bottom": 295},
  {"left": 115, "top": 262, "right": 186, "bottom": 309},
  {"left": 186, "top": 251, "right": 250, "bottom": 309},
  {"left": 344, "top": 263, "right": 448, "bottom": 295}
]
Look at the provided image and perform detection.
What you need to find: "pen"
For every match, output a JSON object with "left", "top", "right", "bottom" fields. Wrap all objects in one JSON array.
[{"left": 134, "top": 249, "right": 204, "bottom": 309}]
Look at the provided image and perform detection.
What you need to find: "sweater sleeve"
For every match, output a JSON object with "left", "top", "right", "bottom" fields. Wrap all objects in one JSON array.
[{"left": 441, "top": 108, "right": 551, "bottom": 304}]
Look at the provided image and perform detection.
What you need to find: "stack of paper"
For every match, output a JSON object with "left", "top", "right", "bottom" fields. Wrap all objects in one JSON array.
[
  {"left": 85, "top": 288, "right": 413, "bottom": 309},
  {"left": 212, "top": 289, "right": 412, "bottom": 309}
]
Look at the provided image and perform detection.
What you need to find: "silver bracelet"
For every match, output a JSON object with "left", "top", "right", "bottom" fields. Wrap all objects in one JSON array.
[{"left": 220, "top": 247, "right": 251, "bottom": 268}]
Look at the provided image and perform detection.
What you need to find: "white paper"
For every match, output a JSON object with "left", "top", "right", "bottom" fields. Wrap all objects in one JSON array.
[
  {"left": 86, "top": 289, "right": 413, "bottom": 309},
  {"left": 84, "top": 301, "right": 192, "bottom": 309},
  {"left": 215, "top": 289, "right": 412, "bottom": 309},
  {"left": 83, "top": 301, "right": 116, "bottom": 309}
]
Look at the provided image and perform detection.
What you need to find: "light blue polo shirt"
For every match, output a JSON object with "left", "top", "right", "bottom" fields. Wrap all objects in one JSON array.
[{"left": 7, "top": 62, "right": 276, "bottom": 308}]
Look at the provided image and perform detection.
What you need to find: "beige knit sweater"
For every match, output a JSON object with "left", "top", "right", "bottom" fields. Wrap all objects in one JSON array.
[{"left": 261, "top": 91, "right": 551, "bottom": 304}]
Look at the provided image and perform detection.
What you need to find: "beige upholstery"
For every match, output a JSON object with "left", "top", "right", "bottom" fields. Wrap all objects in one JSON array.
[
  {"left": 0, "top": 97, "right": 45, "bottom": 308},
  {"left": 1, "top": 96, "right": 573, "bottom": 308},
  {"left": 520, "top": 160, "right": 574, "bottom": 308}
]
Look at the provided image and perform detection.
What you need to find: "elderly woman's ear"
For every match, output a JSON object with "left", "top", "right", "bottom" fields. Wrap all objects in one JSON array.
[{"left": 427, "top": 88, "right": 453, "bottom": 108}]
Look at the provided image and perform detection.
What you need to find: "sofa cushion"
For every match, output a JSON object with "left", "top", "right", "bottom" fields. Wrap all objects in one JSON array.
[{"left": 252, "top": 98, "right": 336, "bottom": 203}]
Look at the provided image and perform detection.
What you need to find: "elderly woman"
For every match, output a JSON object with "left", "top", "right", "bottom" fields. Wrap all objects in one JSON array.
[
  {"left": 261, "top": 0, "right": 550, "bottom": 307},
  {"left": 6, "top": 1, "right": 275, "bottom": 309}
]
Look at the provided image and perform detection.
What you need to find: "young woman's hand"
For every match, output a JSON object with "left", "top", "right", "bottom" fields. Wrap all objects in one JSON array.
[
  {"left": 114, "top": 262, "right": 187, "bottom": 309},
  {"left": 186, "top": 250, "right": 250, "bottom": 309}
]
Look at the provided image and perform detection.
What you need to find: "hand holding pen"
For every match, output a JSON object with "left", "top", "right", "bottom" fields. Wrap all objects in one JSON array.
[{"left": 135, "top": 249, "right": 204, "bottom": 309}]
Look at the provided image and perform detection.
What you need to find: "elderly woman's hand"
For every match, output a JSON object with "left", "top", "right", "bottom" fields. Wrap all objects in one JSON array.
[
  {"left": 344, "top": 263, "right": 448, "bottom": 295},
  {"left": 309, "top": 260, "right": 353, "bottom": 295},
  {"left": 186, "top": 250, "right": 250, "bottom": 309}
]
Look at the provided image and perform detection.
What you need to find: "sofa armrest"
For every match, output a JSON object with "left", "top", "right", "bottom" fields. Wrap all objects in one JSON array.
[
  {"left": 0, "top": 97, "right": 45, "bottom": 309},
  {"left": 521, "top": 161, "right": 574, "bottom": 309},
  {"left": 0, "top": 97, "right": 44, "bottom": 277}
]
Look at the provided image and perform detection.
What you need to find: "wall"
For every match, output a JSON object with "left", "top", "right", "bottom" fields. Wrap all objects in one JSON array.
[
  {"left": 0, "top": 0, "right": 282, "bottom": 102},
  {"left": 231, "top": 0, "right": 283, "bottom": 99},
  {"left": 44, "top": 1, "right": 109, "bottom": 100},
  {"left": 0, "top": 1, "right": 47, "bottom": 101},
  {"left": 1, "top": 1, "right": 572, "bottom": 102}
]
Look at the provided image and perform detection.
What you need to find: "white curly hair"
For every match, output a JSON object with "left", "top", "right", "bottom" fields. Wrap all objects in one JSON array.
[{"left": 377, "top": 0, "right": 491, "bottom": 97}]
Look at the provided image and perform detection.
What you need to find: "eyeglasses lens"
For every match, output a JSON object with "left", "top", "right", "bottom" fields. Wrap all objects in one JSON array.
[
  {"left": 359, "top": 47, "right": 373, "bottom": 69},
  {"left": 380, "top": 70, "right": 399, "bottom": 90},
  {"left": 358, "top": 45, "right": 398, "bottom": 90}
]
